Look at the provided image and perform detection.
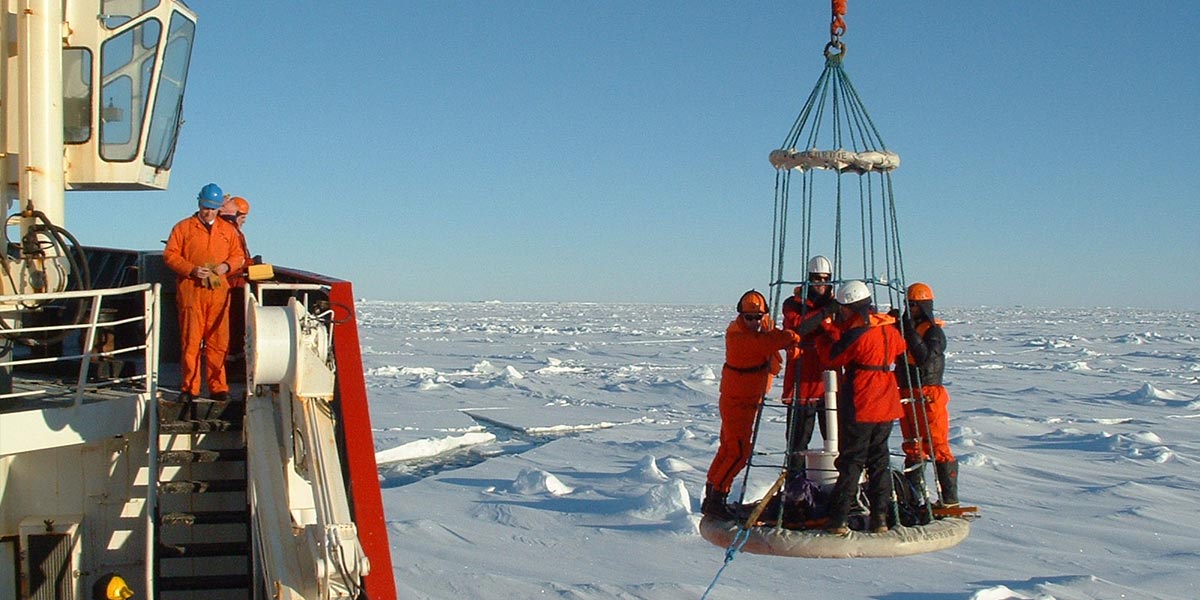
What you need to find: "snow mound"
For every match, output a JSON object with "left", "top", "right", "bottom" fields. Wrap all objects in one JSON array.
[
  {"left": 1026, "top": 337, "right": 1074, "bottom": 349},
  {"left": 471, "top": 360, "right": 501, "bottom": 374},
  {"left": 971, "top": 575, "right": 1148, "bottom": 600},
  {"left": 658, "top": 457, "right": 695, "bottom": 473},
  {"left": 1127, "top": 431, "right": 1164, "bottom": 444},
  {"left": 1055, "top": 360, "right": 1091, "bottom": 371},
  {"left": 1119, "top": 383, "right": 1191, "bottom": 403},
  {"left": 416, "top": 376, "right": 450, "bottom": 391},
  {"left": 673, "top": 427, "right": 696, "bottom": 441},
  {"left": 959, "top": 452, "right": 994, "bottom": 468},
  {"left": 688, "top": 365, "right": 717, "bottom": 381},
  {"left": 627, "top": 454, "right": 668, "bottom": 482},
  {"left": 629, "top": 479, "right": 691, "bottom": 521},
  {"left": 368, "top": 365, "right": 438, "bottom": 377},
  {"left": 968, "top": 585, "right": 1031, "bottom": 600},
  {"left": 511, "top": 468, "right": 574, "bottom": 496}
]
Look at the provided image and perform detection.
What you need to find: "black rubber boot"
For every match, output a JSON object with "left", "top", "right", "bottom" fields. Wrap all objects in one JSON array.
[
  {"left": 869, "top": 512, "right": 889, "bottom": 534},
  {"left": 935, "top": 460, "right": 959, "bottom": 507},
  {"left": 903, "top": 463, "right": 926, "bottom": 498},
  {"left": 701, "top": 484, "right": 735, "bottom": 520}
]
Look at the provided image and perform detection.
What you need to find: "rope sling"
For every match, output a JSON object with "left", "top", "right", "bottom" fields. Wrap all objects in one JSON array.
[{"left": 704, "top": 3, "right": 956, "bottom": 588}]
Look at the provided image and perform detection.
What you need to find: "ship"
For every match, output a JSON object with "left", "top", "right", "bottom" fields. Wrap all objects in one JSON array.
[{"left": 0, "top": 2, "right": 395, "bottom": 598}]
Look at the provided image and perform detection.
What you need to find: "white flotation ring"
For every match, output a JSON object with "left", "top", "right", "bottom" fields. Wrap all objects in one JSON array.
[
  {"left": 699, "top": 515, "right": 969, "bottom": 559},
  {"left": 768, "top": 147, "right": 900, "bottom": 174}
]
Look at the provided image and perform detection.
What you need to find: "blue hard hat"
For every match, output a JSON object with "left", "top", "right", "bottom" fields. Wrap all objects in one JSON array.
[{"left": 197, "top": 183, "right": 223, "bottom": 208}]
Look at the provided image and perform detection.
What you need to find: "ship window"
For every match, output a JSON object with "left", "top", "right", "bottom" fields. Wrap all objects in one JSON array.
[
  {"left": 145, "top": 12, "right": 195, "bottom": 169},
  {"left": 99, "top": 19, "right": 161, "bottom": 162},
  {"left": 63, "top": 48, "right": 93, "bottom": 143},
  {"left": 101, "top": 0, "right": 162, "bottom": 29}
]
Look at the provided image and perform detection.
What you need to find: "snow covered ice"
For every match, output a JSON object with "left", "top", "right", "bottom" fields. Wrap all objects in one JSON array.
[{"left": 357, "top": 302, "right": 1199, "bottom": 599}]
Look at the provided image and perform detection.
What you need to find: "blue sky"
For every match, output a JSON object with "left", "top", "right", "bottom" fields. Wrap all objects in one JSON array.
[{"left": 72, "top": 1, "right": 1199, "bottom": 309}]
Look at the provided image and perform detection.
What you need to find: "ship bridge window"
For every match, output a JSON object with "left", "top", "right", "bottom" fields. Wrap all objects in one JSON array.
[
  {"left": 63, "top": 48, "right": 93, "bottom": 143},
  {"left": 99, "top": 18, "right": 160, "bottom": 162},
  {"left": 101, "top": 0, "right": 162, "bottom": 29},
  {"left": 145, "top": 12, "right": 195, "bottom": 169}
]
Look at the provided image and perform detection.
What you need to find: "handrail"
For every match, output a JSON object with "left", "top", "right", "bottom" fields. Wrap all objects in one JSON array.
[{"left": 0, "top": 282, "right": 158, "bottom": 407}]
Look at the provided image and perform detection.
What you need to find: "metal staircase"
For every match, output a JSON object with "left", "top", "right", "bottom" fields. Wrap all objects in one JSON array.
[{"left": 154, "top": 397, "right": 253, "bottom": 598}]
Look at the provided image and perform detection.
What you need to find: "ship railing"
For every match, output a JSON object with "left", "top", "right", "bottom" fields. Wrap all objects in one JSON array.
[{"left": 0, "top": 282, "right": 160, "bottom": 408}]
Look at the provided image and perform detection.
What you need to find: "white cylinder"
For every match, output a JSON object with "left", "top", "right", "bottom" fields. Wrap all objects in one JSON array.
[
  {"left": 801, "top": 449, "right": 838, "bottom": 487},
  {"left": 247, "top": 296, "right": 295, "bottom": 387},
  {"left": 822, "top": 369, "right": 838, "bottom": 453},
  {"left": 18, "top": 0, "right": 66, "bottom": 225}
]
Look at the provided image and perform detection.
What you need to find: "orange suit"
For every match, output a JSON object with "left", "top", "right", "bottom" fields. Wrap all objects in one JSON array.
[
  {"left": 706, "top": 315, "right": 800, "bottom": 494},
  {"left": 164, "top": 214, "right": 243, "bottom": 396},
  {"left": 898, "top": 318, "right": 955, "bottom": 464}
]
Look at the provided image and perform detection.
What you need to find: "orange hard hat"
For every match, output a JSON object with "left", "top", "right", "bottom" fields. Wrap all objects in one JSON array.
[
  {"left": 736, "top": 290, "right": 768, "bottom": 314},
  {"left": 219, "top": 196, "right": 250, "bottom": 217},
  {"left": 907, "top": 282, "right": 934, "bottom": 301},
  {"left": 230, "top": 196, "right": 250, "bottom": 215}
]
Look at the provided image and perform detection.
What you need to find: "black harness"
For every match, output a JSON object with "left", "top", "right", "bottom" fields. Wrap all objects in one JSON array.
[{"left": 723, "top": 360, "right": 770, "bottom": 374}]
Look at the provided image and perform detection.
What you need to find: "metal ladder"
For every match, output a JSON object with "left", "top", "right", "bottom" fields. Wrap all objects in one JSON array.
[{"left": 154, "top": 396, "right": 253, "bottom": 599}]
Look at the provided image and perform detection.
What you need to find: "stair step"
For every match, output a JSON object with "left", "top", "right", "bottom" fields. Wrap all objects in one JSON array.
[
  {"left": 160, "top": 448, "right": 246, "bottom": 465},
  {"left": 160, "top": 479, "right": 247, "bottom": 494},
  {"left": 159, "top": 398, "right": 246, "bottom": 423},
  {"left": 161, "top": 510, "right": 250, "bottom": 526},
  {"left": 159, "top": 541, "right": 250, "bottom": 558},
  {"left": 157, "top": 574, "right": 251, "bottom": 591},
  {"left": 160, "top": 419, "right": 241, "bottom": 434}
]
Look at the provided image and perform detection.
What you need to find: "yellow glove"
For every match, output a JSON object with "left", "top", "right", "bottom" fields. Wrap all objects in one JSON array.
[{"left": 202, "top": 263, "right": 226, "bottom": 289}]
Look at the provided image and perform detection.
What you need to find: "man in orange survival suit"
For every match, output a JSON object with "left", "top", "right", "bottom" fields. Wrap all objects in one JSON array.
[
  {"left": 779, "top": 255, "right": 838, "bottom": 496},
  {"left": 219, "top": 195, "right": 253, "bottom": 376},
  {"left": 702, "top": 290, "right": 800, "bottom": 520},
  {"left": 894, "top": 282, "right": 959, "bottom": 507},
  {"left": 164, "top": 183, "right": 244, "bottom": 403},
  {"left": 823, "top": 280, "right": 907, "bottom": 534}
]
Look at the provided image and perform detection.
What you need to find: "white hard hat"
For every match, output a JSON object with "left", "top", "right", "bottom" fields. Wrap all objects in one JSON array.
[
  {"left": 835, "top": 280, "right": 871, "bottom": 305},
  {"left": 807, "top": 255, "right": 832, "bottom": 276}
]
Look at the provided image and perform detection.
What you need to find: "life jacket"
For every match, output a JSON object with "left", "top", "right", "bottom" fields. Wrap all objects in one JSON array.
[{"left": 905, "top": 318, "right": 944, "bottom": 365}]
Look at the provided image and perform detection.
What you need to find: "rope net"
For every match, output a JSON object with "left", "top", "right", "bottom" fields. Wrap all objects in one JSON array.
[
  {"left": 767, "top": 48, "right": 908, "bottom": 316},
  {"left": 735, "top": 26, "right": 936, "bottom": 527}
]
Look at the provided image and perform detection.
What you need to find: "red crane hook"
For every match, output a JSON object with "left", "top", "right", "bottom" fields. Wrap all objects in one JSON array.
[{"left": 831, "top": 0, "right": 847, "bottom": 39}]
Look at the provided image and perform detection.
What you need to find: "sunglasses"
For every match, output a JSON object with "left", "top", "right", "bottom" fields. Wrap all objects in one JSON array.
[{"left": 742, "top": 313, "right": 765, "bottom": 321}]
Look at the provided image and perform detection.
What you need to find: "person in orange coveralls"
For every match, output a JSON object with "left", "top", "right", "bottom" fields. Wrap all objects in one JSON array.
[
  {"left": 894, "top": 281, "right": 959, "bottom": 507},
  {"left": 823, "top": 280, "right": 907, "bottom": 534},
  {"left": 702, "top": 290, "right": 800, "bottom": 520},
  {"left": 779, "top": 256, "right": 838, "bottom": 493},
  {"left": 219, "top": 195, "right": 253, "bottom": 375},
  {"left": 163, "top": 183, "right": 243, "bottom": 403}
]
